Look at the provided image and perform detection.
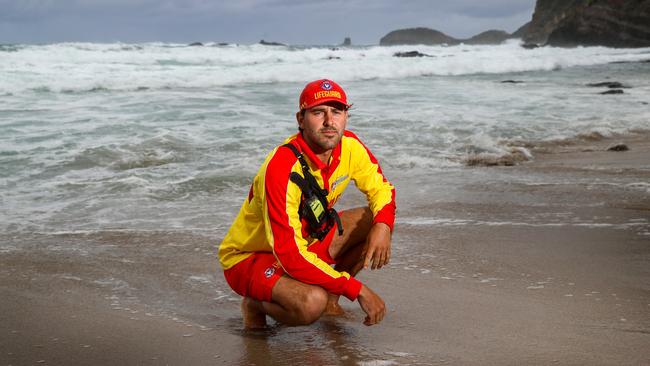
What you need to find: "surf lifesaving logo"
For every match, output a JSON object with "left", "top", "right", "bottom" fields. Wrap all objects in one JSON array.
[
  {"left": 264, "top": 262, "right": 280, "bottom": 278},
  {"left": 320, "top": 80, "right": 333, "bottom": 90},
  {"left": 264, "top": 266, "right": 275, "bottom": 278}
]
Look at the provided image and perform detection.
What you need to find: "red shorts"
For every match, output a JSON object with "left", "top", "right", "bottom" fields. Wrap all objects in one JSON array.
[{"left": 223, "top": 227, "right": 337, "bottom": 302}]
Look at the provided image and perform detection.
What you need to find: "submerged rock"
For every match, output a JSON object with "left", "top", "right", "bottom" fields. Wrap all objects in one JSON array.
[
  {"left": 188, "top": 42, "right": 203, "bottom": 47},
  {"left": 600, "top": 89, "right": 624, "bottom": 95},
  {"left": 463, "top": 148, "right": 531, "bottom": 167},
  {"left": 521, "top": 43, "right": 540, "bottom": 49},
  {"left": 259, "top": 40, "right": 286, "bottom": 46},
  {"left": 607, "top": 143, "right": 629, "bottom": 151},
  {"left": 393, "top": 51, "right": 432, "bottom": 58},
  {"left": 501, "top": 80, "right": 524, "bottom": 84},
  {"left": 587, "top": 81, "right": 628, "bottom": 88}
]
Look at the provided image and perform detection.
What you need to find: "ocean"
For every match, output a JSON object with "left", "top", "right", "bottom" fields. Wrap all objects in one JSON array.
[
  {"left": 1, "top": 40, "right": 649, "bottom": 235},
  {"left": 2, "top": 41, "right": 650, "bottom": 365}
]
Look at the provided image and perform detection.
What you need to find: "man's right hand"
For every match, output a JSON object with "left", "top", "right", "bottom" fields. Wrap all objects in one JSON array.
[{"left": 357, "top": 285, "right": 386, "bottom": 326}]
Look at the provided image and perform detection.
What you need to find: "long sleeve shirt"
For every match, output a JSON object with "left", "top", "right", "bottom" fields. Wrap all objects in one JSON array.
[{"left": 218, "top": 130, "right": 395, "bottom": 301}]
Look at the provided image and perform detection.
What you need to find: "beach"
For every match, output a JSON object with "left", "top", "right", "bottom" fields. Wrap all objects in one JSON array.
[{"left": 2, "top": 131, "right": 648, "bottom": 366}]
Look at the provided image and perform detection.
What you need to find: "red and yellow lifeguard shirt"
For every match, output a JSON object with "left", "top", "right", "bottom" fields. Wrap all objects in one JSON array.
[{"left": 218, "top": 130, "right": 396, "bottom": 301}]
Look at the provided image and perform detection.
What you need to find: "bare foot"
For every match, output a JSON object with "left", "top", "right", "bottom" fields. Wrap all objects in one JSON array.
[
  {"left": 324, "top": 300, "right": 346, "bottom": 316},
  {"left": 323, "top": 294, "right": 347, "bottom": 316},
  {"left": 241, "top": 297, "right": 267, "bottom": 329}
]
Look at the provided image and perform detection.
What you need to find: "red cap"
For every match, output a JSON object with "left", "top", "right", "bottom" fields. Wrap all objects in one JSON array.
[{"left": 299, "top": 79, "right": 351, "bottom": 111}]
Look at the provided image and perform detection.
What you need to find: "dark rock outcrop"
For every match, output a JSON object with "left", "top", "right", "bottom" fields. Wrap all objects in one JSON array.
[
  {"left": 464, "top": 148, "right": 531, "bottom": 167},
  {"left": 607, "top": 143, "right": 629, "bottom": 151},
  {"left": 259, "top": 40, "right": 286, "bottom": 46},
  {"left": 393, "top": 51, "right": 432, "bottom": 58},
  {"left": 380, "top": 28, "right": 460, "bottom": 46},
  {"left": 524, "top": 0, "right": 650, "bottom": 48},
  {"left": 586, "top": 81, "right": 628, "bottom": 88},
  {"left": 188, "top": 42, "right": 203, "bottom": 46},
  {"left": 522, "top": 43, "right": 540, "bottom": 49},
  {"left": 600, "top": 89, "right": 624, "bottom": 95},
  {"left": 466, "top": 30, "right": 510, "bottom": 45}
]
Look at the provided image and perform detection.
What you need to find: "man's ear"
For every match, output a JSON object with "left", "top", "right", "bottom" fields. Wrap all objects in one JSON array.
[{"left": 296, "top": 111, "right": 303, "bottom": 129}]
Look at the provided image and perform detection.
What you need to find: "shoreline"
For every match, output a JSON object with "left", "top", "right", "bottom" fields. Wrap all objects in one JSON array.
[{"left": 2, "top": 132, "right": 649, "bottom": 365}]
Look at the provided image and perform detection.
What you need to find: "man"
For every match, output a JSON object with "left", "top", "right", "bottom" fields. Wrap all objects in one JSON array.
[{"left": 218, "top": 79, "right": 396, "bottom": 328}]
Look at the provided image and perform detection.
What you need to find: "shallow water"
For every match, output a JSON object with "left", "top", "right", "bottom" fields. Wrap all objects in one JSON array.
[{"left": 1, "top": 41, "right": 650, "bottom": 235}]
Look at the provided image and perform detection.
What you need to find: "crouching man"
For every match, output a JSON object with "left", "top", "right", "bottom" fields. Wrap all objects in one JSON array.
[{"left": 218, "top": 79, "right": 396, "bottom": 328}]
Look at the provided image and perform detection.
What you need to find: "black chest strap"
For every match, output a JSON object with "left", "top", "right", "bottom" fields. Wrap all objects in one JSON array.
[{"left": 283, "top": 143, "right": 343, "bottom": 239}]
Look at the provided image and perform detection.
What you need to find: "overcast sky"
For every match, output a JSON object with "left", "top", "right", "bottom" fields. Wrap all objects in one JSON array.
[{"left": 1, "top": 0, "right": 537, "bottom": 45}]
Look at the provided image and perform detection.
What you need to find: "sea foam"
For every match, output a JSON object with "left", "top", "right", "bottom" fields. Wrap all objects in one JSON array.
[
  {"left": 2, "top": 41, "right": 650, "bottom": 94},
  {"left": 1, "top": 42, "right": 649, "bottom": 233}
]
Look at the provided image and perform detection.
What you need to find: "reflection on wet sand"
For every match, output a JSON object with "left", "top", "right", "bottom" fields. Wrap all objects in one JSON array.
[{"left": 233, "top": 316, "right": 367, "bottom": 365}]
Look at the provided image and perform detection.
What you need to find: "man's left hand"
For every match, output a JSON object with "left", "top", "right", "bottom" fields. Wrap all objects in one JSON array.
[{"left": 363, "top": 223, "right": 391, "bottom": 270}]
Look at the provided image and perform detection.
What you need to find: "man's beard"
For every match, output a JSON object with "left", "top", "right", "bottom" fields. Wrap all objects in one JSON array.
[{"left": 316, "top": 128, "right": 341, "bottom": 150}]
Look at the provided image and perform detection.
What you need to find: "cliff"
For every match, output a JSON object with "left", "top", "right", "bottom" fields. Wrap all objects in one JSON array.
[{"left": 524, "top": 0, "right": 650, "bottom": 47}]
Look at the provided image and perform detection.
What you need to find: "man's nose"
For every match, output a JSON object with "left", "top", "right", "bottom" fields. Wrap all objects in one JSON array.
[{"left": 322, "top": 109, "right": 332, "bottom": 125}]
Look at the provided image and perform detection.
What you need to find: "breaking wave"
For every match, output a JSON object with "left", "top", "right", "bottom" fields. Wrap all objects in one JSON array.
[{"left": 3, "top": 41, "right": 650, "bottom": 94}]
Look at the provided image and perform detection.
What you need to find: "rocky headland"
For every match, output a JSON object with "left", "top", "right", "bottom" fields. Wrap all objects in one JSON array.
[
  {"left": 379, "top": 27, "right": 461, "bottom": 46},
  {"left": 381, "top": 0, "right": 650, "bottom": 48},
  {"left": 524, "top": 0, "right": 650, "bottom": 47},
  {"left": 465, "top": 30, "right": 511, "bottom": 45},
  {"left": 379, "top": 27, "right": 521, "bottom": 46}
]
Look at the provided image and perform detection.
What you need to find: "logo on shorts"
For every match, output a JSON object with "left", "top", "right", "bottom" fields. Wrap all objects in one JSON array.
[
  {"left": 264, "top": 266, "right": 276, "bottom": 278},
  {"left": 321, "top": 80, "right": 333, "bottom": 90}
]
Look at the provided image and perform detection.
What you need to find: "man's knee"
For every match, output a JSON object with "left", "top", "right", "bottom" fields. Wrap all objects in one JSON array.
[
  {"left": 294, "top": 287, "right": 328, "bottom": 325},
  {"left": 348, "top": 206, "right": 372, "bottom": 223}
]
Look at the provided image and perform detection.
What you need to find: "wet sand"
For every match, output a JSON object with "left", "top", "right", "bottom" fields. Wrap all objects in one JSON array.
[{"left": 2, "top": 132, "right": 649, "bottom": 365}]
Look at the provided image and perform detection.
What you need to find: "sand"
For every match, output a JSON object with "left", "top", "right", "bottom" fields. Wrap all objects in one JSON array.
[{"left": 1, "top": 132, "right": 649, "bottom": 365}]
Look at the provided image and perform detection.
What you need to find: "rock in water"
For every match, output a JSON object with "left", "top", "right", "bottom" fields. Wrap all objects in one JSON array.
[
  {"left": 524, "top": 0, "right": 650, "bottom": 48},
  {"left": 393, "top": 51, "right": 431, "bottom": 58},
  {"left": 600, "top": 89, "right": 624, "bottom": 95},
  {"left": 521, "top": 43, "right": 540, "bottom": 49},
  {"left": 607, "top": 143, "right": 629, "bottom": 151},
  {"left": 259, "top": 40, "right": 286, "bottom": 46},
  {"left": 587, "top": 82, "right": 627, "bottom": 88}
]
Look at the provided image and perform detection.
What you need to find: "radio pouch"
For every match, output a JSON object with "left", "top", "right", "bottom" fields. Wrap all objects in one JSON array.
[{"left": 283, "top": 143, "right": 343, "bottom": 241}]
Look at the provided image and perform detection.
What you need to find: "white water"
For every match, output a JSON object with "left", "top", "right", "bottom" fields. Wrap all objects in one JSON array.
[
  {"left": 2, "top": 40, "right": 650, "bottom": 93},
  {"left": 1, "top": 41, "right": 650, "bottom": 233}
]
